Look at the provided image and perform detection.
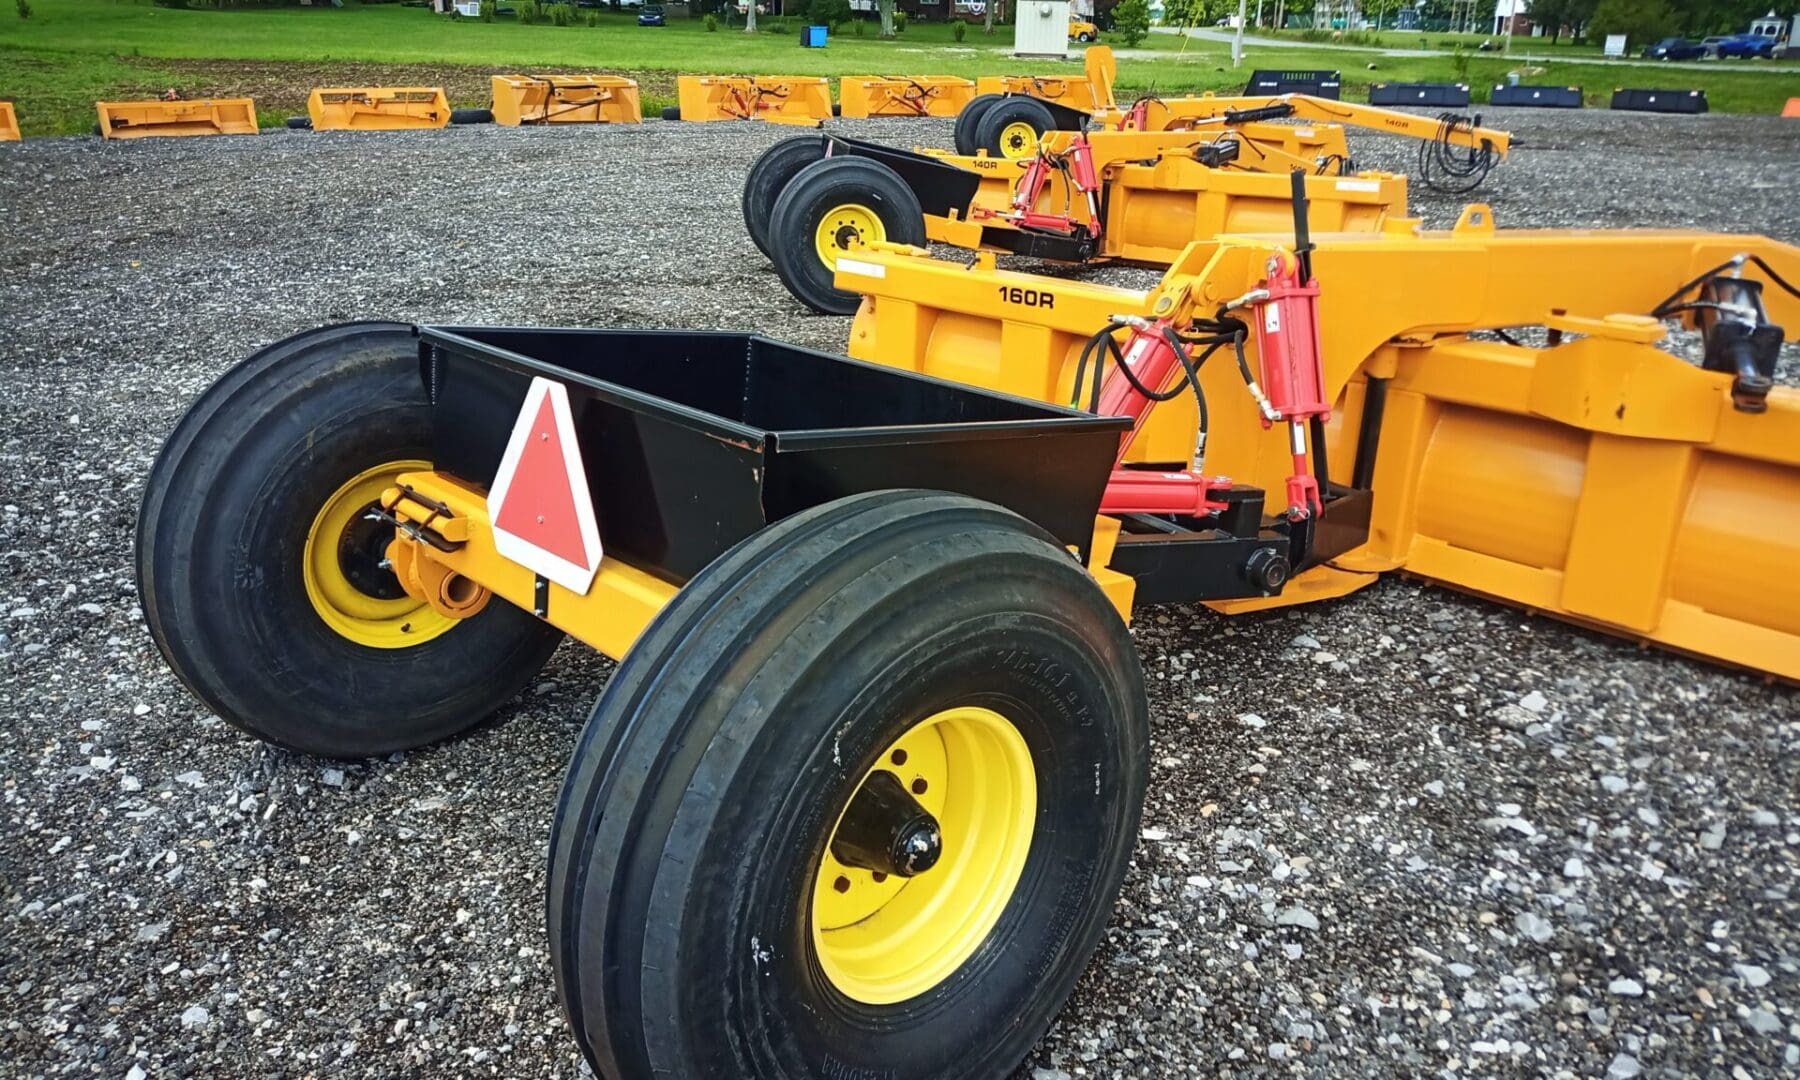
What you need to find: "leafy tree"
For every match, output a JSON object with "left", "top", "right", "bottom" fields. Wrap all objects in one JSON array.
[
  {"left": 1587, "top": 0, "right": 1674, "bottom": 45},
  {"left": 1363, "top": 0, "right": 1406, "bottom": 29},
  {"left": 1526, "top": 0, "right": 1597, "bottom": 43},
  {"left": 1112, "top": 0, "right": 1149, "bottom": 44},
  {"left": 805, "top": 0, "right": 850, "bottom": 26}
]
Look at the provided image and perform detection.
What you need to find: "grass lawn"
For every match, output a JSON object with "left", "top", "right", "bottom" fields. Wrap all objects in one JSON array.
[
  {"left": 1231, "top": 26, "right": 1611, "bottom": 56},
  {"left": 2, "top": 0, "right": 1796, "bottom": 135}
]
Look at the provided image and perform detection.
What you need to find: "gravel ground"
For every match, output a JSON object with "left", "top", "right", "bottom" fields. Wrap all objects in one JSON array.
[{"left": 1, "top": 109, "right": 1796, "bottom": 1080}]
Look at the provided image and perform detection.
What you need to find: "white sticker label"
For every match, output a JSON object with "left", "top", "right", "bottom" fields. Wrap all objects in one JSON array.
[
  {"left": 836, "top": 257, "right": 887, "bottom": 279},
  {"left": 1335, "top": 179, "right": 1381, "bottom": 193},
  {"left": 1264, "top": 305, "right": 1281, "bottom": 334}
]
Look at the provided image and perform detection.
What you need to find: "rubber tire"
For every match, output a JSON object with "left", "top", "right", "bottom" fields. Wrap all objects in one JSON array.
[
  {"left": 952, "top": 92, "right": 1005, "bottom": 156},
  {"left": 1078, "top": 31, "right": 1095, "bottom": 42},
  {"left": 449, "top": 107, "right": 493, "bottom": 125},
  {"left": 766, "top": 156, "right": 926, "bottom": 316},
  {"left": 741, "top": 135, "right": 826, "bottom": 260},
  {"left": 547, "top": 490, "right": 1149, "bottom": 1080},
  {"left": 285, "top": 116, "right": 313, "bottom": 130},
  {"left": 135, "top": 322, "right": 564, "bottom": 759},
  {"left": 974, "top": 95, "right": 1058, "bottom": 159},
  {"left": 660, "top": 105, "right": 682, "bottom": 121}
]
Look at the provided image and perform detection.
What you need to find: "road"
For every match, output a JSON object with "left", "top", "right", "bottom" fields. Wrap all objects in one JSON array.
[{"left": 1152, "top": 26, "right": 1800, "bottom": 73}]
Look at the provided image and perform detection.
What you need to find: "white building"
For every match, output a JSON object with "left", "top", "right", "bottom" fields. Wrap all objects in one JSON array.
[{"left": 1492, "top": 0, "right": 1526, "bottom": 35}]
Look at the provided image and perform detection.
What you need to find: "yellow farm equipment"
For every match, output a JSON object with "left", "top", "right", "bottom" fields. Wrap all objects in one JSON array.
[
  {"left": 96, "top": 98, "right": 258, "bottom": 140},
  {"left": 305, "top": 88, "right": 450, "bottom": 132},
  {"left": 670, "top": 75, "right": 832, "bottom": 125},
  {"left": 0, "top": 102, "right": 19, "bottom": 142},
  {"left": 135, "top": 146, "right": 1799, "bottom": 1080},
  {"left": 974, "top": 45, "right": 1118, "bottom": 115},
  {"left": 490, "top": 74, "right": 642, "bottom": 125},
  {"left": 839, "top": 76, "right": 977, "bottom": 119},
  {"left": 835, "top": 194, "right": 1800, "bottom": 680},
  {"left": 743, "top": 130, "right": 1412, "bottom": 313}
]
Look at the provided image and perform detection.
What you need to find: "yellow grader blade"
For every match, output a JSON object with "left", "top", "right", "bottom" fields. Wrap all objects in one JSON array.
[
  {"left": 96, "top": 98, "right": 258, "bottom": 140},
  {"left": 839, "top": 76, "right": 977, "bottom": 119},
  {"left": 490, "top": 74, "right": 642, "bottom": 125},
  {"left": 0, "top": 102, "right": 18, "bottom": 142},
  {"left": 838, "top": 217, "right": 1800, "bottom": 680},
  {"left": 674, "top": 75, "right": 832, "bottom": 124},
  {"left": 306, "top": 87, "right": 450, "bottom": 132},
  {"left": 974, "top": 45, "right": 1117, "bottom": 113}
]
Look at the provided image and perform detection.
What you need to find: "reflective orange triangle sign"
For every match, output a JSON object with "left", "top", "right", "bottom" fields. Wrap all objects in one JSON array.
[{"left": 487, "top": 377, "right": 603, "bottom": 595}]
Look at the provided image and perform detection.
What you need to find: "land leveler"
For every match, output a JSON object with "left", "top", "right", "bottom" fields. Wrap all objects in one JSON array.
[
  {"left": 136, "top": 177, "right": 1796, "bottom": 1080},
  {"left": 836, "top": 185, "right": 1800, "bottom": 680},
  {"left": 747, "top": 94, "right": 1509, "bottom": 313}
]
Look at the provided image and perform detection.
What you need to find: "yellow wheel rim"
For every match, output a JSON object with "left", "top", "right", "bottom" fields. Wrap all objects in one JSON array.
[
  {"left": 998, "top": 121, "right": 1040, "bottom": 160},
  {"left": 302, "top": 459, "right": 457, "bottom": 649},
  {"left": 813, "top": 203, "right": 886, "bottom": 270},
  {"left": 811, "top": 706, "right": 1037, "bottom": 1005}
]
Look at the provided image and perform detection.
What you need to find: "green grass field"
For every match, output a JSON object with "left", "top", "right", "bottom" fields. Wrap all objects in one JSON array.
[
  {"left": 1234, "top": 26, "right": 1611, "bottom": 56},
  {"left": 2, "top": 0, "right": 1796, "bottom": 135}
]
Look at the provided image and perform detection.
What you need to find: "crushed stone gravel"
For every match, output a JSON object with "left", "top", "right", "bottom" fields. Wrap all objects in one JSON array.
[{"left": 1, "top": 108, "right": 1796, "bottom": 1079}]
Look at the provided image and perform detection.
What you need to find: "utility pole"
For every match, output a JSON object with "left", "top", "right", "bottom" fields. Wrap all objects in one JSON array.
[{"left": 1233, "top": 0, "right": 1248, "bottom": 65}]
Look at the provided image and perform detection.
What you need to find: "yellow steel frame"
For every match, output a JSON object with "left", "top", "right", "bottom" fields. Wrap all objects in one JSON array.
[
  {"left": 836, "top": 213, "right": 1800, "bottom": 679},
  {"left": 376, "top": 472, "right": 1128, "bottom": 662},
  {"left": 382, "top": 475, "right": 675, "bottom": 661},
  {"left": 839, "top": 76, "right": 977, "bottom": 119},
  {"left": 674, "top": 75, "right": 832, "bottom": 125},
  {"left": 974, "top": 46, "right": 1117, "bottom": 113},
  {"left": 911, "top": 127, "right": 1409, "bottom": 267},
  {"left": 95, "top": 98, "right": 258, "bottom": 140},
  {"left": 1092, "top": 93, "right": 1513, "bottom": 159},
  {"left": 0, "top": 102, "right": 18, "bottom": 142},
  {"left": 306, "top": 88, "right": 451, "bottom": 132},
  {"left": 490, "top": 75, "right": 642, "bottom": 126}
]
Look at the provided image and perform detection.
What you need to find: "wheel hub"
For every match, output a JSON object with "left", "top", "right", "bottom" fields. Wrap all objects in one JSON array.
[
  {"left": 810, "top": 706, "right": 1037, "bottom": 1005},
  {"left": 335, "top": 507, "right": 406, "bottom": 600},
  {"left": 302, "top": 460, "right": 458, "bottom": 649},
  {"left": 830, "top": 769, "right": 943, "bottom": 877},
  {"left": 813, "top": 203, "right": 886, "bottom": 270}
]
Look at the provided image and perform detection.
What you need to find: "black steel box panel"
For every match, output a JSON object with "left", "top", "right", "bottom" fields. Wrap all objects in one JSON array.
[
  {"left": 418, "top": 326, "right": 1129, "bottom": 581},
  {"left": 1610, "top": 88, "right": 1708, "bottom": 114},
  {"left": 1244, "top": 70, "right": 1342, "bottom": 99},
  {"left": 1368, "top": 82, "right": 1471, "bottom": 108},
  {"left": 1490, "top": 84, "right": 1583, "bottom": 108}
]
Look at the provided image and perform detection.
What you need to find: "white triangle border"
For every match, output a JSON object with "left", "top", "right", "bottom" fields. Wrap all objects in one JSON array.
[{"left": 486, "top": 376, "right": 604, "bottom": 596}]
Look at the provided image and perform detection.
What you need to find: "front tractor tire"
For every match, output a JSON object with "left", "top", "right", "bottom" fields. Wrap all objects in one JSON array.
[
  {"left": 547, "top": 490, "right": 1149, "bottom": 1080},
  {"left": 766, "top": 156, "right": 927, "bottom": 315},
  {"left": 136, "top": 322, "right": 564, "bottom": 758}
]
